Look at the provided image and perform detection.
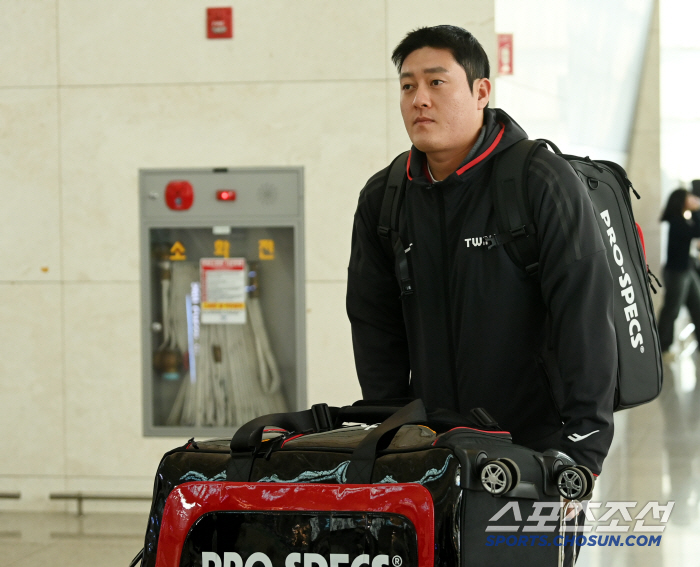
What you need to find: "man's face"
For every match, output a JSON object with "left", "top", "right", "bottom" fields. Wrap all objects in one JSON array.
[{"left": 399, "top": 47, "right": 490, "bottom": 155}]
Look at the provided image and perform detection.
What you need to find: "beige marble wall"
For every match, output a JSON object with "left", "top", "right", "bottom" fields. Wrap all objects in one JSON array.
[
  {"left": 0, "top": 0, "right": 495, "bottom": 511},
  {"left": 627, "top": 0, "right": 662, "bottom": 286}
]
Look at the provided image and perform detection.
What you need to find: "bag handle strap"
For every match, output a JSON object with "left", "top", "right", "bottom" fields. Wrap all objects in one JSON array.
[
  {"left": 227, "top": 404, "right": 337, "bottom": 481},
  {"left": 345, "top": 399, "right": 428, "bottom": 484}
]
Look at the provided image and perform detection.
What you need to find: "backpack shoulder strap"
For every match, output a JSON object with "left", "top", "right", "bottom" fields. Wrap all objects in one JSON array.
[
  {"left": 377, "top": 151, "right": 413, "bottom": 296},
  {"left": 377, "top": 151, "right": 410, "bottom": 255},
  {"left": 489, "top": 139, "right": 545, "bottom": 276}
]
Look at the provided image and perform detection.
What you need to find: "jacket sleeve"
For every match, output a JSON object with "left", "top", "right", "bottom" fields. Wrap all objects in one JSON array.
[
  {"left": 529, "top": 150, "right": 617, "bottom": 475},
  {"left": 669, "top": 212, "right": 700, "bottom": 239},
  {"left": 346, "top": 173, "right": 412, "bottom": 400}
]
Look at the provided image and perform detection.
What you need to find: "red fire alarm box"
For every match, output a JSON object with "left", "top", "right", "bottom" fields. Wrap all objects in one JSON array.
[
  {"left": 497, "top": 34, "right": 513, "bottom": 75},
  {"left": 207, "top": 7, "right": 233, "bottom": 39},
  {"left": 165, "top": 180, "right": 194, "bottom": 211}
]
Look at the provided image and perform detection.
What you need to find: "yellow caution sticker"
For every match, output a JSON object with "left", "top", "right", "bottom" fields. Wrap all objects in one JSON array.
[
  {"left": 214, "top": 239, "right": 231, "bottom": 258},
  {"left": 259, "top": 239, "right": 275, "bottom": 260},
  {"left": 170, "top": 241, "right": 186, "bottom": 261},
  {"left": 202, "top": 302, "right": 245, "bottom": 310}
]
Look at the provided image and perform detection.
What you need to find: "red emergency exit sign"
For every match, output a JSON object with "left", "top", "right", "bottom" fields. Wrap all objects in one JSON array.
[{"left": 207, "top": 7, "right": 233, "bottom": 39}]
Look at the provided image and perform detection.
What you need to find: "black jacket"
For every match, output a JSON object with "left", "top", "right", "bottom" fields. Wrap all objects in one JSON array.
[
  {"left": 346, "top": 108, "right": 616, "bottom": 474},
  {"left": 665, "top": 211, "right": 700, "bottom": 271}
]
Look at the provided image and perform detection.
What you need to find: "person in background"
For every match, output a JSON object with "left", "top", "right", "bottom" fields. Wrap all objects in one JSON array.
[{"left": 657, "top": 188, "right": 700, "bottom": 359}]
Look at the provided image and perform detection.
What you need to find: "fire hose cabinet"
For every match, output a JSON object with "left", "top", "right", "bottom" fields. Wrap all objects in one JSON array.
[{"left": 139, "top": 167, "right": 306, "bottom": 437}]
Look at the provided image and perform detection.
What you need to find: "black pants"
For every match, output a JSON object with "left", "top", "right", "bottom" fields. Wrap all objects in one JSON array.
[{"left": 657, "top": 267, "right": 700, "bottom": 352}]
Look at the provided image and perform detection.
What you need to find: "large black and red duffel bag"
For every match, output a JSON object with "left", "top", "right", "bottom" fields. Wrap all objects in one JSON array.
[{"left": 133, "top": 400, "right": 593, "bottom": 567}]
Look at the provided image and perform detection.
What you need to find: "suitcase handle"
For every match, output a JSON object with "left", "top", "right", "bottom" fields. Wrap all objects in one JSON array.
[
  {"left": 227, "top": 404, "right": 342, "bottom": 482},
  {"left": 227, "top": 400, "right": 428, "bottom": 482},
  {"left": 334, "top": 401, "right": 416, "bottom": 426},
  {"left": 229, "top": 404, "right": 339, "bottom": 454},
  {"left": 229, "top": 400, "right": 419, "bottom": 454},
  {"left": 345, "top": 398, "right": 428, "bottom": 484}
]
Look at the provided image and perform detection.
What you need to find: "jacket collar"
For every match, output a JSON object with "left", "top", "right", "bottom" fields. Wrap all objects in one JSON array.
[{"left": 406, "top": 108, "right": 527, "bottom": 183}]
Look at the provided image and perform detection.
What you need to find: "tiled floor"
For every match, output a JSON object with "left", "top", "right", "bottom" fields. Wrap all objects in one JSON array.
[
  {"left": 574, "top": 347, "right": 700, "bottom": 567},
  {"left": 1, "top": 355, "right": 699, "bottom": 566},
  {"left": 0, "top": 512, "right": 145, "bottom": 567}
]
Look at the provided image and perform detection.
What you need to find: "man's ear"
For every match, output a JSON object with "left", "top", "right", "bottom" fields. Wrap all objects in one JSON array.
[{"left": 475, "top": 78, "right": 491, "bottom": 110}]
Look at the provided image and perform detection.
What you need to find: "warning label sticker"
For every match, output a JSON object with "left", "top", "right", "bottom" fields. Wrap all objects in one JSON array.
[
  {"left": 259, "top": 239, "right": 275, "bottom": 260},
  {"left": 199, "top": 258, "right": 247, "bottom": 324}
]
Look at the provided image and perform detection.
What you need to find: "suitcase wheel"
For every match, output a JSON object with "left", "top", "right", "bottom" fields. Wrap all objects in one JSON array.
[
  {"left": 498, "top": 457, "right": 521, "bottom": 489},
  {"left": 479, "top": 459, "right": 516, "bottom": 495},
  {"left": 556, "top": 466, "right": 592, "bottom": 500},
  {"left": 574, "top": 465, "right": 596, "bottom": 499}
]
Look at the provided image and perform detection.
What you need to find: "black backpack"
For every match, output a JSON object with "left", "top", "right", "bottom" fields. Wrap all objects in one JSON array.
[{"left": 377, "top": 139, "right": 662, "bottom": 411}]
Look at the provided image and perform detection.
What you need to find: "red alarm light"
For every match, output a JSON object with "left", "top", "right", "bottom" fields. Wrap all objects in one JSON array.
[
  {"left": 165, "top": 181, "right": 194, "bottom": 211},
  {"left": 216, "top": 190, "right": 237, "bottom": 201}
]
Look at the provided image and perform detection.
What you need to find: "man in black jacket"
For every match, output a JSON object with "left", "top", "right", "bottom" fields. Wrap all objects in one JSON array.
[{"left": 346, "top": 25, "right": 616, "bottom": 477}]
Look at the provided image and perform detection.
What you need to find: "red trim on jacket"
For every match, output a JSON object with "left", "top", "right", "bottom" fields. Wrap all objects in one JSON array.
[
  {"left": 408, "top": 123, "right": 506, "bottom": 181},
  {"left": 456, "top": 123, "right": 505, "bottom": 175}
]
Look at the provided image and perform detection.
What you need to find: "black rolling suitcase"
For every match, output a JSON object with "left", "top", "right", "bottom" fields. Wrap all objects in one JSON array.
[{"left": 135, "top": 400, "right": 592, "bottom": 567}]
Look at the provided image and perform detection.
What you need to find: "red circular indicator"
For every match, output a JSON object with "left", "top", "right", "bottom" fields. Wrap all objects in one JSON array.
[
  {"left": 216, "top": 190, "right": 237, "bottom": 201},
  {"left": 165, "top": 181, "right": 194, "bottom": 211}
]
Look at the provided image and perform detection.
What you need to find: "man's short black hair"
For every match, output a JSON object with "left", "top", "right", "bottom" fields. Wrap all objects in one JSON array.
[{"left": 391, "top": 25, "right": 490, "bottom": 92}]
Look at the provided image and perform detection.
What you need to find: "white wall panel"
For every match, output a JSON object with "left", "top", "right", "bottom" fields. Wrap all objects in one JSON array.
[
  {"left": 0, "top": 89, "right": 61, "bottom": 282},
  {"left": 0, "top": 0, "right": 57, "bottom": 87},
  {"left": 58, "top": 0, "right": 385, "bottom": 85},
  {"left": 0, "top": 283, "right": 65, "bottom": 476}
]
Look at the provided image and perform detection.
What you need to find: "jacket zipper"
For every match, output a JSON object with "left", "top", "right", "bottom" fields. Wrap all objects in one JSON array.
[{"left": 435, "top": 187, "right": 460, "bottom": 409}]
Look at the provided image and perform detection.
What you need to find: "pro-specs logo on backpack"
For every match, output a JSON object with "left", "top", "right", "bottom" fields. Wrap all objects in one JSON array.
[{"left": 600, "top": 209, "right": 644, "bottom": 352}]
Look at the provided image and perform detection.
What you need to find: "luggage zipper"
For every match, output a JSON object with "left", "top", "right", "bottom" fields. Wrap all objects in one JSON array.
[
  {"left": 647, "top": 268, "right": 662, "bottom": 293},
  {"left": 433, "top": 426, "right": 512, "bottom": 446}
]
